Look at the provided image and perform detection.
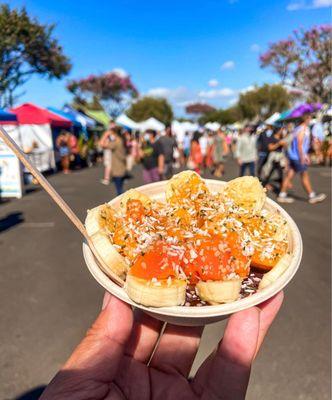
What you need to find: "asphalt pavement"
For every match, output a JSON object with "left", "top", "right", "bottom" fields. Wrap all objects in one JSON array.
[{"left": 0, "top": 161, "right": 330, "bottom": 400}]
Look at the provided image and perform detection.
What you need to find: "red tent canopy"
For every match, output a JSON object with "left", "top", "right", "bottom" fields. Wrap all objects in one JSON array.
[{"left": 11, "top": 103, "right": 72, "bottom": 128}]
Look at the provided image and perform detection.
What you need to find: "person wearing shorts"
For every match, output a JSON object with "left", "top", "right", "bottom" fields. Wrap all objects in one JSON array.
[{"left": 278, "top": 114, "right": 326, "bottom": 204}]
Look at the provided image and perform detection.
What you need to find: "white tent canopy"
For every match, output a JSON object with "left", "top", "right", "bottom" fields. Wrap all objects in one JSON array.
[
  {"left": 228, "top": 121, "right": 244, "bottom": 130},
  {"left": 265, "top": 112, "right": 280, "bottom": 125},
  {"left": 205, "top": 122, "right": 221, "bottom": 131},
  {"left": 180, "top": 121, "right": 199, "bottom": 132},
  {"left": 138, "top": 117, "right": 165, "bottom": 132},
  {"left": 115, "top": 114, "right": 139, "bottom": 130},
  {"left": 171, "top": 120, "right": 199, "bottom": 144}
]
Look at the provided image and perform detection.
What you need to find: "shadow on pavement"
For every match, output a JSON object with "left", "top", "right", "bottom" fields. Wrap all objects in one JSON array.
[
  {"left": 0, "top": 212, "right": 24, "bottom": 233},
  {"left": 25, "top": 187, "right": 40, "bottom": 195},
  {"left": 12, "top": 386, "right": 46, "bottom": 400}
]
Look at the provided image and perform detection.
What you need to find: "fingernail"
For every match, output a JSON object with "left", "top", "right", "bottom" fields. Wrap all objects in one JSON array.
[{"left": 102, "top": 292, "right": 111, "bottom": 310}]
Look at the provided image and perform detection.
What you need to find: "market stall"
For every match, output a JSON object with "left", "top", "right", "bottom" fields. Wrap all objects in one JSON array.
[
  {"left": 11, "top": 103, "right": 72, "bottom": 172},
  {"left": 115, "top": 114, "right": 139, "bottom": 130},
  {"left": 137, "top": 117, "right": 165, "bottom": 132},
  {"left": 0, "top": 109, "right": 23, "bottom": 198}
]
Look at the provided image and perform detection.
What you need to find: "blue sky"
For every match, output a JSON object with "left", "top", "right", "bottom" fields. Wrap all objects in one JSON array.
[{"left": 8, "top": 0, "right": 331, "bottom": 115}]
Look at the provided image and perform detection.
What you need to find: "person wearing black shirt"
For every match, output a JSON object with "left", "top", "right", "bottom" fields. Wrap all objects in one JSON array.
[
  {"left": 158, "top": 125, "right": 177, "bottom": 179},
  {"left": 262, "top": 128, "right": 287, "bottom": 190},
  {"left": 139, "top": 130, "right": 164, "bottom": 184},
  {"left": 256, "top": 126, "right": 274, "bottom": 179}
]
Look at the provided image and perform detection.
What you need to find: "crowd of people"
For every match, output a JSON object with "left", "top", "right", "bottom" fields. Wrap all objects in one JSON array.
[{"left": 56, "top": 114, "right": 331, "bottom": 202}]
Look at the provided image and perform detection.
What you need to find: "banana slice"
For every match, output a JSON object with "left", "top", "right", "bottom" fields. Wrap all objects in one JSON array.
[
  {"left": 85, "top": 205, "right": 128, "bottom": 279},
  {"left": 258, "top": 254, "right": 292, "bottom": 290},
  {"left": 165, "top": 170, "right": 209, "bottom": 204},
  {"left": 196, "top": 279, "right": 242, "bottom": 304},
  {"left": 240, "top": 211, "right": 289, "bottom": 271},
  {"left": 85, "top": 204, "right": 118, "bottom": 236},
  {"left": 119, "top": 189, "right": 151, "bottom": 212},
  {"left": 222, "top": 176, "right": 266, "bottom": 214},
  {"left": 125, "top": 275, "right": 186, "bottom": 307}
]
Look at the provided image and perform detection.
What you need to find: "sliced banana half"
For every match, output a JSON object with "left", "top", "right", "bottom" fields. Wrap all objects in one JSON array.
[
  {"left": 125, "top": 275, "right": 186, "bottom": 307},
  {"left": 119, "top": 189, "right": 151, "bottom": 212},
  {"left": 85, "top": 204, "right": 128, "bottom": 279},
  {"left": 196, "top": 278, "right": 242, "bottom": 304},
  {"left": 222, "top": 176, "right": 266, "bottom": 214},
  {"left": 165, "top": 170, "right": 209, "bottom": 204},
  {"left": 258, "top": 254, "right": 292, "bottom": 290}
]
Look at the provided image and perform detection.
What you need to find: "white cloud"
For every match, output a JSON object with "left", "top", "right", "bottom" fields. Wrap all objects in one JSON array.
[
  {"left": 228, "top": 98, "right": 238, "bottom": 105},
  {"left": 146, "top": 86, "right": 190, "bottom": 101},
  {"left": 208, "top": 79, "right": 219, "bottom": 87},
  {"left": 240, "top": 85, "right": 255, "bottom": 94},
  {"left": 287, "top": 0, "right": 332, "bottom": 10},
  {"left": 221, "top": 60, "right": 235, "bottom": 70},
  {"left": 313, "top": 0, "right": 332, "bottom": 7},
  {"left": 175, "top": 100, "right": 196, "bottom": 107},
  {"left": 111, "top": 68, "right": 128, "bottom": 77},
  {"left": 250, "top": 44, "right": 261, "bottom": 52},
  {"left": 198, "top": 88, "right": 235, "bottom": 99}
]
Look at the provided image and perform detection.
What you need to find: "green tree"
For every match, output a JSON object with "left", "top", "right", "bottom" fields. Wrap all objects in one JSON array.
[
  {"left": 0, "top": 4, "right": 71, "bottom": 107},
  {"left": 237, "top": 84, "right": 291, "bottom": 120},
  {"left": 198, "top": 106, "right": 240, "bottom": 125},
  {"left": 127, "top": 96, "right": 173, "bottom": 124}
]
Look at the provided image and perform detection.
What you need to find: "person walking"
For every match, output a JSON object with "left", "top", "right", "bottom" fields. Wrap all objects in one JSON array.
[
  {"left": 158, "top": 125, "right": 177, "bottom": 179},
  {"left": 261, "top": 127, "right": 287, "bottom": 191},
  {"left": 55, "top": 130, "right": 70, "bottom": 174},
  {"left": 108, "top": 126, "right": 127, "bottom": 195},
  {"left": 183, "top": 132, "right": 191, "bottom": 163},
  {"left": 139, "top": 130, "right": 164, "bottom": 184},
  {"left": 99, "top": 122, "right": 116, "bottom": 185},
  {"left": 199, "top": 132, "right": 208, "bottom": 171},
  {"left": 213, "top": 129, "right": 229, "bottom": 177},
  {"left": 235, "top": 126, "right": 257, "bottom": 177},
  {"left": 277, "top": 114, "right": 326, "bottom": 204},
  {"left": 188, "top": 131, "right": 203, "bottom": 175},
  {"left": 256, "top": 125, "right": 274, "bottom": 179},
  {"left": 68, "top": 132, "right": 81, "bottom": 169},
  {"left": 123, "top": 130, "right": 135, "bottom": 173}
]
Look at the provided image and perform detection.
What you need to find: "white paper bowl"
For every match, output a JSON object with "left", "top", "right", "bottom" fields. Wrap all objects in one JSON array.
[{"left": 83, "top": 179, "right": 302, "bottom": 326}]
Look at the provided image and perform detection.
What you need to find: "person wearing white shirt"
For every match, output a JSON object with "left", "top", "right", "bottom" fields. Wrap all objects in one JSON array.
[{"left": 235, "top": 126, "right": 257, "bottom": 176}]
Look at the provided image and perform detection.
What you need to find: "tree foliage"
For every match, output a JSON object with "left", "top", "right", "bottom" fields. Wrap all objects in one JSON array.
[
  {"left": 198, "top": 107, "right": 240, "bottom": 125},
  {"left": 198, "top": 84, "right": 291, "bottom": 124},
  {"left": 237, "top": 84, "right": 291, "bottom": 120},
  {"left": 0, "top": 4, "right": 71, "bottom": 107},
  {"left": 260, "top": 25, "right": 332, "bottom": 103},
  {"left": 185, "top": 102, "right": 216, "bottom": 115},
  {"left": 67, "top": 72, "right": 138, "bottom": 117},
  {"left": 127, "top": 96, "right": 173, "bottom": 124}
]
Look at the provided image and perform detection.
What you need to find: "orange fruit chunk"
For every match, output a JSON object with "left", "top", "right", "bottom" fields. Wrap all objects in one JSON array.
[
  {"left": 130, "top": 242, "right": 182, "bottom": 280},
  {"left": 183, "top": 234, "right": 250, "bottom": 283}
]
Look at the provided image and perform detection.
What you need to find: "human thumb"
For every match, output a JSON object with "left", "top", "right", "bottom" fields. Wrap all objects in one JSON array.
[{"left": 41, "top": 293, "right": 133, "bottom": 398}]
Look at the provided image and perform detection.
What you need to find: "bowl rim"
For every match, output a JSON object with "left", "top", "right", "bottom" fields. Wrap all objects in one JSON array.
[{"left": 83, "top": 178, "right": 303, "bottom": 318}]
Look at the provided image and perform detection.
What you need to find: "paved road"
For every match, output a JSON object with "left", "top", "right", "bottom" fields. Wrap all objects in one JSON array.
[{"left": 0, "top": 162, "right": 330, "bottom": 400}]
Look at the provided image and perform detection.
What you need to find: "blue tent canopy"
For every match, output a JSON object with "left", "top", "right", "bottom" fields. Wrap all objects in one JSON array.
[
  {"left": 47, "top": 106, "right": 82, "bottom": 128},
  {"left": 0, "top": 108, "right": 17, "bottom": 122},
  {"left": 62, "top": 105, "right": 96, "bottom": 128}
]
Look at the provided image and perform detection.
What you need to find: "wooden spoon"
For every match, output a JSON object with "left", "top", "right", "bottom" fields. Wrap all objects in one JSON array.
[{"left": 0, "top": 126, "right": 124, "bottom": 287}]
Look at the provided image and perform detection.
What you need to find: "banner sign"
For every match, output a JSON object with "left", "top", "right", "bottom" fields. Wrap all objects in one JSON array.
[{"left": 0, "top": 131, "right": 23, "bottom": 198}]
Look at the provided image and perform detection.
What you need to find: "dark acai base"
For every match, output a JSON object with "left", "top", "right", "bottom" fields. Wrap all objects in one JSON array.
[{"left": 184, "top": 270, "right": 264, "bottom": 307}]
